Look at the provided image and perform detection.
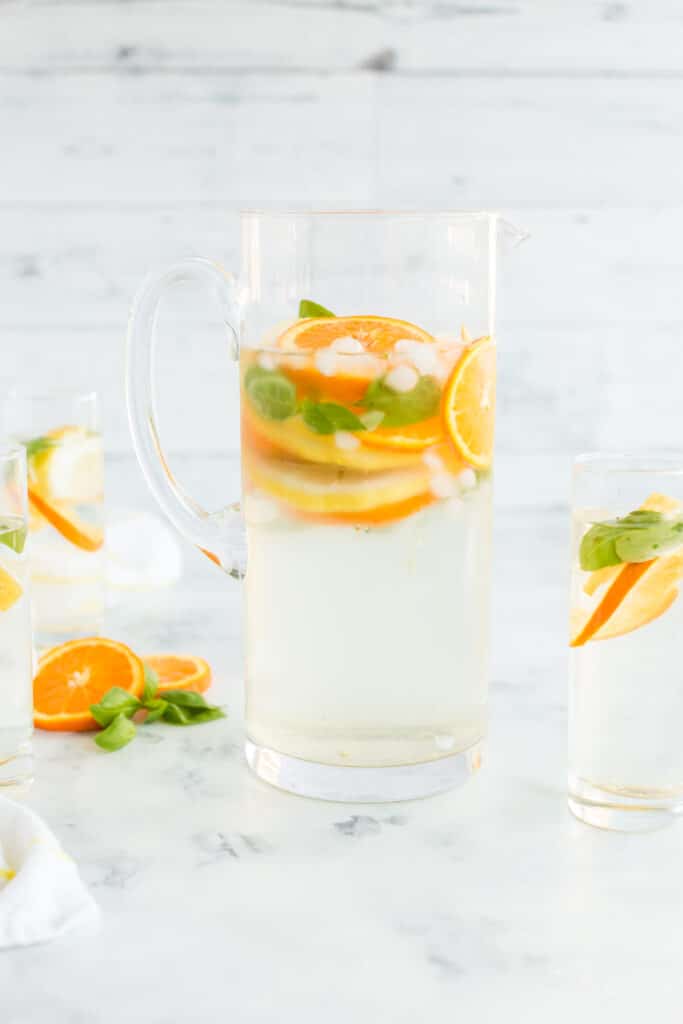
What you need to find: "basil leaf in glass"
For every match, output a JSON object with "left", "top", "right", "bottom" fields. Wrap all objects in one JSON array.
[
  {"left": 301, "top": 400, "right": 367, "bottom": 435},
  {"left": 245, "top": 366, "right": 297, "bottom": 421},
  {"left": 361, "top": 375, "right": 440, "bottom": 427},
  {"left": 298, "top": 299, "right": 335, "bottom": 319}
]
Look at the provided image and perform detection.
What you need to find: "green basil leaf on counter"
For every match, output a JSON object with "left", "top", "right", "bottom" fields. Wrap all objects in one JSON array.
[
  {"left": 142, "top": 664, "right": 159, "bottom": 704},
  {"left": 90, "top": 688, "right": 142, "bottom": 728},
  {"left": 95, "top": 713, "right": 137, "bottom": 752}
]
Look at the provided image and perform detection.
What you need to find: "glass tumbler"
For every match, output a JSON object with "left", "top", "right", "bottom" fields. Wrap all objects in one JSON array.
[
  {"left": 569, "top": 453, "right": 683, "bottom": 830},
  {"left": 0, "top": 445, "right": 34, "bottom": 786},
  {"left": 4, "top": 391, "right": 105, "bottom": 649}
]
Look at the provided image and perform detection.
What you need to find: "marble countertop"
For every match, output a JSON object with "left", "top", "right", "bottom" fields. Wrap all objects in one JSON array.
[{"left": 2, "top": 498, "right": 683, "bottom": 1023}]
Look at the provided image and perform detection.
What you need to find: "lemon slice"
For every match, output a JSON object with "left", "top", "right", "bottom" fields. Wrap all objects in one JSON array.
[
  {"left": 0, "top": 566, "right": 23, "bottom": 612},
  {"left": 31, "top": 426, "right": 103, "bottom": 504}
]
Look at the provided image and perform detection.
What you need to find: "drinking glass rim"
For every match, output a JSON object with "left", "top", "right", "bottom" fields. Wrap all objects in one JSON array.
[{"left": 574, "top": 452, "right": 683, "bottom": 476}]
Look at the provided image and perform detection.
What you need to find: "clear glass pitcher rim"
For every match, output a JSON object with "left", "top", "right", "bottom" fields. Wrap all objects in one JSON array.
[{"left": 241, "top": 207, "right": 500, "bottom": 220}]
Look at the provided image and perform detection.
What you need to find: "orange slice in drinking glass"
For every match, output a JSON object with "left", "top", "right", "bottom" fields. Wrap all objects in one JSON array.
[
  {"left": 0, "top": 566, "right": 23, "bottom": 612},
  {"left": 27, "top": 487, "right": 104, "bottom": 553},
  {"left": 34, "top": 638, "right": 145, "bottom": 731},
  {"left": 143, "top": 654, "right": 212, "bottom": 695},
  {"left": 442, "top": 337, "right": 495, "bottom": 470}
]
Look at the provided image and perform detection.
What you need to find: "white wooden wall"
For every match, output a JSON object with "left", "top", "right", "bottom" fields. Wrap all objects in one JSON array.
[{"left": 2, "top": 0, "right": 683, "bottom": 470}]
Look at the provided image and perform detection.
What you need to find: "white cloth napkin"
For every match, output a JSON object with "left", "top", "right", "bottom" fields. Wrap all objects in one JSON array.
[{"left": 0, "top": 796, "right": 98, "bottom": 949}]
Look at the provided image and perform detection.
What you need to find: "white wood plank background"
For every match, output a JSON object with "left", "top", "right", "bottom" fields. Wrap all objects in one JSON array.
[{"left": 2, "top": 0, "right": 683, "bottom": 464}]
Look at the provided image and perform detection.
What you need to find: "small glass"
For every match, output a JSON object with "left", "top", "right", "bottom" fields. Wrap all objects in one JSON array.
[
  {"left": 0, "top": 446, "right": 33, "bottom": 786},
  {"left": 3, "top": 391, "right": 105, "bottom": 649},
  {"left": 569, "top": 453, "right": 683, "bottom": 830}
]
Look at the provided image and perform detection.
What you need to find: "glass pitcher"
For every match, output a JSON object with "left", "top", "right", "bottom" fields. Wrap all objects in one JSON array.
[{"left": 127, "top": 210, "right": 521, "bottom": 802}]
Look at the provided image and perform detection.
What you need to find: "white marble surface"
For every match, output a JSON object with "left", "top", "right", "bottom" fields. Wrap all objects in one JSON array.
[{"left": 2, "top": 474, "right": 683, "bottom": 1023}]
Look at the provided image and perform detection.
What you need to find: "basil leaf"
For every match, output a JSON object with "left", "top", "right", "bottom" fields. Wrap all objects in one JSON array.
[
  {"left": 361, "top": 375, "right": 440, "bottom": 427},
  {"left": 142, "top": 664, "right": 159, "bottom": 704},
  {"left": 579, "top": 507, "right": 683, "bottom": 570},
  {"left": 615, "top": 521, "right": 683, "bottom": 563},
  {"left": 579, "top": 524, "right": 623, "bottom": 571},
  {"left": 0, "top": 518, "right": 27, "bottom": 555},
  {"left": 90, "top": 687, "right": 142, "bottom": 728},
  {"left": 245, "top": 367, "right": 297, "bottom": 421},
  {"left": 23, "top": 436, "right": 57, "bottom": 462},
  {"left": 95, "top": 713, "right": 137, "bottom": 752},
  {"left": 299, "top": 299, "right": 335, "bottom": 319},
  {"left": 179, "top": 707, "right": 226, "bottom": 725},
  {"left": 301, "top": 399, "right": 367, "bottom": 435},
  {"left": 163, "top": 690, "right": 209, "bottom": 708},
  {"left": 162, "top": 703, "right": 192, "bottom": 726},
  {"left": 143, "top": 699, "right": 168, "bottom": 724}
]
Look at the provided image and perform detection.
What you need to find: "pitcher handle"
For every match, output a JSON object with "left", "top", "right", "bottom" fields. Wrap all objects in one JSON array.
[{"left": 126, "top": 257, "right": 246, "bottom": 579}]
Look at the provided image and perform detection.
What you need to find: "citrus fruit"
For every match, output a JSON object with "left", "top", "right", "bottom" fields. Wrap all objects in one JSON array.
[
  {"left": 30, "top": 426, "right": 103, "bottom": 504},
  {"left": 242, "top": 404, "right": 421, "bottom": 473},
  {"left": 360, "top": 416, "right": 445, "bottom": 453},
  {"left": 244, "top": 450, "right": 433, "bottom": 525},
  {"left": 144, "top": 654, "right": 212, "bottom": 695},
  {"left": 277, "top": 316, "right": 434, "bottom": 354},
  {"left": 442, "top": 337, "right": 495, "bottom": 470},
  {"left": 0, "top": 566, "right": 22, "bottom": 612},
  {"left": 572, "top": 494, "right": 683, "bottom": 647},
  {"left": 27, "top": 486, "right": 104, "bottom": 553},
  {"left": 34, "top": 638, "right": 145, "bottom": 731}
]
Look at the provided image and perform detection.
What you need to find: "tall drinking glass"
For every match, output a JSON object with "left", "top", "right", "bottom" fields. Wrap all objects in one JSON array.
[
  {"left": 0, "top": 446, "right": 33, "bottom": 786},
  {"left": 128, "top": 210, "right": 523, "bottom": 801},
  {"left": 4, "top": 392, "right": 105, "bottom": 649},
  {"left": 569, "top": 454, "right": 683, "bottom": 830}
]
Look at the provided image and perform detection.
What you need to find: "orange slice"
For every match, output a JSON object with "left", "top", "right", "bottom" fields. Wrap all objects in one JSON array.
[
  {"left": 277, "top": 316, "right": 434, "bottom": 354},
  {"left": 27, "top": 486, "right": 104, "bottom": 553},
  {"left": 242, "top": 404, "right": 420, "bottom": 473},
  {"left": 572, "top": 494, "right": 683, "bottom": 647},
  {"left": 571, "top": 553, "right": 683, "bottom": 647},
  {"left": 442, "top": 337, "right": 495, "bottom": 469},
  {"left": 0, "top": 566, "right": 22, "bottom": 612},
  {"left": 34, "top": 638, "right": 145, "bottom": 731},
  {"left": 244, "top": 449, "right": 433, "bottom": 525},
  {"left": 360, "top": 416, "right": 445, "bottom": 453},
  {"left": 144, "top": 654, "right": 212, "bottom": 695}
]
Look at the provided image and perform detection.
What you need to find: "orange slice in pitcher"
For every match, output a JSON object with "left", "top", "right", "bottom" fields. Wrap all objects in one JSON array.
[
  {"left": 144, "top": 654, "right": 212, "bottom": 695},
  {"left": 277, "top": 316, "right": 434, "bottom": 354},
  {"left": 360, "top": 416, "right": 445, "bottom": 453},
  {"left": 34, "top": 638, "right": 145, "bottom": 731},
  {"left": 244, "top": 450, "right": 433, "bottom": 525},
  {"left": 442, "top": 337, "right": 495, "bottom": 469},
  {"left": 27, "top": 487, "right": 104, "bottom": 553}
]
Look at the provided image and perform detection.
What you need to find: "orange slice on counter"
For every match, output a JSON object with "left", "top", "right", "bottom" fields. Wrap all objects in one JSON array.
[
  {"left": 27, "top": 487, "right": 104, "bottom": 553},
  {"left": 277, "top": 316, "right": 434, "bottom": 354},
  {"left": 442, "top": 337, "right": 495, "bottom": 470},
  {"left": 34, "top": 638, "right": 145, "bottom": 731},
  {"left": 360, "top": 416, "right": 445, "bottom": 453},
  {"left": 0, "top": 566, "right": 23, "bottom": 612},
  {"left": 244, "top": 449, "right": 434, "bottom": 525},
  {"left": 571, "top": 493, "right": 683, "bottom": 647},
  {"left": 144, "top": 654, "right": 212, "bottom": 695},
  {"left": 242, "top": 404, "right": 421, "bottom": 473}
]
